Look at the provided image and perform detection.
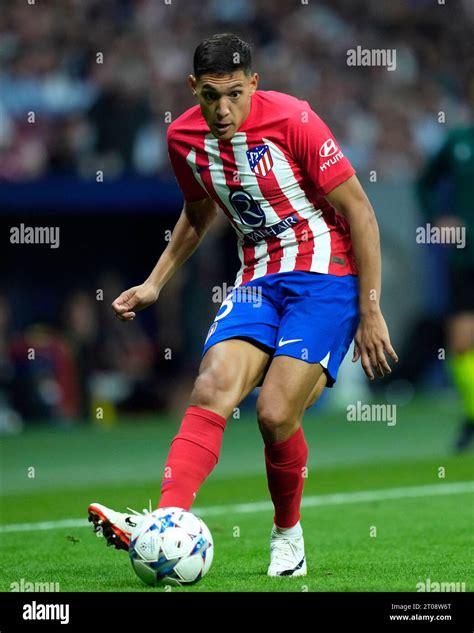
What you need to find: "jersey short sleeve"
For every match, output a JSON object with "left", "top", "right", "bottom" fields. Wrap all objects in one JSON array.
[
  {"left": 287, "top": 102, "right": 355, "bottom": 194},
  {"left": 167, "top": 128, "right": 208, "bottom": 203}
]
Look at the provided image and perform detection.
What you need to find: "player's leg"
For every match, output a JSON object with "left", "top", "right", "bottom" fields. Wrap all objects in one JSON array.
[
  {"left": 258, "top": 357, "right": 324, "bottom": 529},
  {"left": 258, "top": 271, "right": 359, "bottom": 575},
  {"left": 257, "top": 357, "right": 325, "bottom": 443},
  {"left": 158, "top": 338, "right": 270, "bottom": 509},
  {"left": 256, "top": 357, "right": 325, "bottom": 577}
]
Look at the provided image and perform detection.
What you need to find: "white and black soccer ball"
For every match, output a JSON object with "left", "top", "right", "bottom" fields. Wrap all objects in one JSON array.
[{"left": 129, "top": 507, "right": 213, "bottom": 586}]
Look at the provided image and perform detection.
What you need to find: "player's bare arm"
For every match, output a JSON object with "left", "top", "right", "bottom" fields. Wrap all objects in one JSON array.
[
  {"left": 111, "top": 197, "right": 218, "bottom": 321},
  {"left": 326, "top": 175, "right": 399, "bottom": 380}
]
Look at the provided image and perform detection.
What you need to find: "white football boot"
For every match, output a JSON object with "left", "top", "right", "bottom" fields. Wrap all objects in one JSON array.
[
  {"left": 267, "top": 522, "right": 307, "bottom": 577},
  {"left": 88, "top": 502, "right": 150, "bottom": 551}
]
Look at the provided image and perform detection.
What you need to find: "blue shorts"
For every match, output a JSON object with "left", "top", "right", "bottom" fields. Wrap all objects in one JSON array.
[{"left": 202, "top": 271, "right": 359, "bottom": 387}]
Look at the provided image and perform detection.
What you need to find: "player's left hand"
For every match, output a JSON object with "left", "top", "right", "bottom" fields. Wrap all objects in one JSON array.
[{"left": 352, "top": 310, "right": 398, "bottom": 380}]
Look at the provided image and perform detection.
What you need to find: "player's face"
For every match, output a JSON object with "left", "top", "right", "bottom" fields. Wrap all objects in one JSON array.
[{"left": 188, "top": 71, "right": 258, "bottom": 140}]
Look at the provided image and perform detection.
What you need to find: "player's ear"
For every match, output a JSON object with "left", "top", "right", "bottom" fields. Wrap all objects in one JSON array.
[
  {"left": 188, "top": 75, "right": 198, "bottom": 97},
  {"left": 249, "top": 72, "right": 259, "bottom": 95}
]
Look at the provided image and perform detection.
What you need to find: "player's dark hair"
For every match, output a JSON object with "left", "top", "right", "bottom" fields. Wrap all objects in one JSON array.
[{"left": 193, "top": 33, "right": 252, "bottom": 78}]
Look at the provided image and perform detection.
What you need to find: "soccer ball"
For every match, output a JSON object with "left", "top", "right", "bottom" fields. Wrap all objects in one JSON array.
[{"left": 129, "top": 507, "right": 213, "bottom": 586}]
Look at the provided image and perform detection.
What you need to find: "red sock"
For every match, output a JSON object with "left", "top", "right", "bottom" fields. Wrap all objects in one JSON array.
[
  {"left": 264, "top": 427, "right": 308, "bottom": 528},
  {"left": 159, "top": 406, "right": 226, "bottom": 510}
]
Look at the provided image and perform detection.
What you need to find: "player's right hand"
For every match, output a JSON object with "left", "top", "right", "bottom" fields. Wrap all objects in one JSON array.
[{"left": 111, "top": 282, "right": 160, "bottom": 321}]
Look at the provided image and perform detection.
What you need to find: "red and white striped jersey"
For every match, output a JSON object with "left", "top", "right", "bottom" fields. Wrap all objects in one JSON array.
[{"left": 167, "top": 90, "right": 357, "bottom": 286}]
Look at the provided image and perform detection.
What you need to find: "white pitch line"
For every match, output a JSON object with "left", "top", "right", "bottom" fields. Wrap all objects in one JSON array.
[{"left": 1, "top": 481, "right": 472, "bottom": 534}]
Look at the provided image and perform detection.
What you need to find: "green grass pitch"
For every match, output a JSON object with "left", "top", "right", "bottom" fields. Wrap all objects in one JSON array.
[{"left": 1, "top": 395, "right": 473, "bottom": 592}]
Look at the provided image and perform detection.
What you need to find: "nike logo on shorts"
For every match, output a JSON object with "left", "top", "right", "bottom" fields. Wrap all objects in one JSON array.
[{"left": 278, "top": 337, "right": 303, "bottom": 347}]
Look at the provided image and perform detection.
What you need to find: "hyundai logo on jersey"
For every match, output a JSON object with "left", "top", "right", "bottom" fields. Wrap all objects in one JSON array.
[
  {"left": 229, "top": 190, "right": 266, "bottom": 228},
  {"left": 246, "top": 144, "right": 274, "bottom": 177}
]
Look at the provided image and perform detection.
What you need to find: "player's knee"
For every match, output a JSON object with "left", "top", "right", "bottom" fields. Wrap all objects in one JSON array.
[
  {"left": 256, "top": 398, "right": 295, "bottom": 435},
  {"left": 190, "top": 366, "right": 236, "bottom": 414}
]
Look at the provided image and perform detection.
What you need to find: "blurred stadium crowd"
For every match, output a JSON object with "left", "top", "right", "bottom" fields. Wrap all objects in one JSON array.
[
  {"left": 1, "top": 0, "right": 472, "bottom": 181},
  {"left": 0, "top": 273, "right": 203, "bottom": 426},
  {"left": 1, "top": 0, "right": 473, "bottom": 429}
]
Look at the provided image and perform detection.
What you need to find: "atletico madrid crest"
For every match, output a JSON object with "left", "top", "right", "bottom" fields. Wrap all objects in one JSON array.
[{"left": 246, "top": 144, "right": 274, "bottom": 177}]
